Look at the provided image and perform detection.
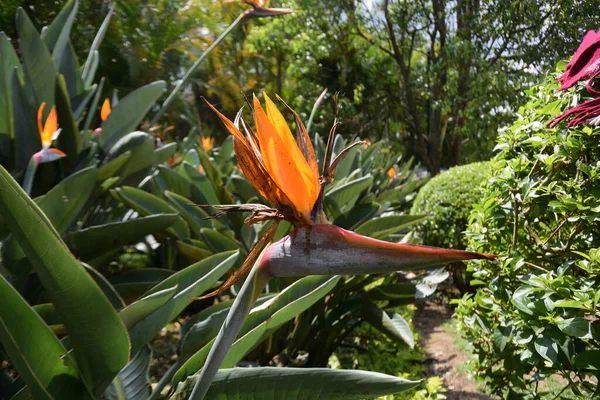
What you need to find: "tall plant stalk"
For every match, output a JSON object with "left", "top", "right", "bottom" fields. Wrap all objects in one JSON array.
[{"left": 150, "top": 13, "right": 246, "bottom": 125}]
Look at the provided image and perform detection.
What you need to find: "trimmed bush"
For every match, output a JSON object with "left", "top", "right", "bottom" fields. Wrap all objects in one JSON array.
[
  {"left": 411, "top": 162, "right": 491, "bottom": 250},
  {"left": 455, "top": 67, "right": 600, "bottom": 398}
]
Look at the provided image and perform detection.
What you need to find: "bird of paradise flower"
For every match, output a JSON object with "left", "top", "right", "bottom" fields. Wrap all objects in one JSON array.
[{"left": 187, "top": 93, "right": 494, "bottom": 399}]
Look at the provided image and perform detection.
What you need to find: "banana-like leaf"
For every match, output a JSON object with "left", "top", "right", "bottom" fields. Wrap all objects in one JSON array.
[
  {"left": 354, "top": 215, "right": 427, "bottom": 240},
  {"left": 16, "top": 8, "right": 56, "bottom": 109},
  {"left": 64, "top": 214, "right": 179, "bottom": 260},
  {"left": 42, "top": 0, "right": 78, "bottom": 66},
  {"left": 58, "top": 41, "right": 84, "bottom": 99},
  {"left": 154, "top": 142, "right": 177, "bottom": 164},
  {"left": 105, "top": 345, "right": 152, "bottom": 400},
  {"left": 333, "top": 202, "right": 380, "bottom": 230},
  {"left": 97, "top": 81, "right": 166, "bottom": 151},
  {"left": 119, "top": 287, "right": 177, "bottom": 330},
  {"left": 164, "top": 190, "right": 212, "bottom": 237},
  {"left": 173, "top": 276, "right": 340, "bottom": 386},
  {"left": 325, "top": 175, "right": 373, "bottom": 217},
  {"left": 0, "top": 274, "right": 89, "bottom": 399},
  {"left": 176, "top": 240, "right": 213, "bottom": 262},
  {"left": 112, "top": 186, "right": 190, "bottom": 240},
  {"left": 0, "top": 32, "right": 22, "bottom": 142},
  {"left": 155, "top": 165, "right": 209, "bottom": 204},
  {"left": 97, "top": 151, "right": 131, "bottom": 182},
  {"left": 181, "top": 162, "right": 220, "bottom": 205},
  {"left": 81, "top": 3, "right": 113, "bottom": 83},
  {"left": 36, "top": 166, "right": 97, "bottom": 234},
  {"left": 366, "top": 283, "right": 417, "bottom": 301},
  {"left": 105, "top": 132, "right": 155, "bottom": 184},
  {"left": 55, "top": 74, "right": 80, "bottom": 170},
  {"left": 111, "top": 268, "right": 174, "bottom": 301},
  {"left": 12, "top": 69, "right": 39, "bottom": 170},
  {"left": 179, "top": 294, "right": 277, "bottom": 359},
  {"left": 173, "top": 367, "right": 420, "bottom": 400},
  {"left": 124, "top": 251, "right": 238, "bottom": 354},
  {"left": 201, "top": 228, "right": 240, "bottom": 253},
  {"left": 0, "top": 166, "right": 130, "bottom": 395},
  {"left": 360, "top": 299, "right": 415, "bottom": 348},
  {"left": 83, "top": 76, "right": 105, "bottom": 132}
]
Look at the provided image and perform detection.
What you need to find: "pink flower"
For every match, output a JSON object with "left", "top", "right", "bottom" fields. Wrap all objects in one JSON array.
[{"left": 558, "top": 30, "right": 600, "bottom": 93}]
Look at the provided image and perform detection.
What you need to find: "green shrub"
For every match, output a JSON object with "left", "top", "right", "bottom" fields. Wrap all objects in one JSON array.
[
  {"left": 411, "top": 162, "right": 490, "bottom": 250},
  {"left": 455, "top": 66, "right": 600, "bottom": 398}
]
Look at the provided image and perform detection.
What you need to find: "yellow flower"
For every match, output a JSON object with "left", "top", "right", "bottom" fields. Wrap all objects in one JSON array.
[
  {"left": 201, "top": 136, "right": 214, "bottom": 152},
  {"left": 206, "top": 93, "right": 319, "bottom": 225},
  {"left": 34, "top": 103, "right": 65, "bottom": 163},
  {"left": 387, "top": 167, "right": 396, "bottom": 178}
]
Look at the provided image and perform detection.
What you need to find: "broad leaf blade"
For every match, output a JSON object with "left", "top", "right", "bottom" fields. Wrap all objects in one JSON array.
[
  {"left": 0, "top": 274, "right": 88, "bottom": 399},
  {"left": 173, "top": 367, "right": 420, "bottom": 400},
  {"left": 0, "top": 165, "right": 130, "bottom": 395},
  {"left": 97, "top": 81, "right": 166, "bottom": 151}
]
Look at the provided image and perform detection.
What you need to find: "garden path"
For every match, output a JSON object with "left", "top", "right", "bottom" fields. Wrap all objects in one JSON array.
[{"left": 413, "top": 301, "right": 494, "bottom": 400}]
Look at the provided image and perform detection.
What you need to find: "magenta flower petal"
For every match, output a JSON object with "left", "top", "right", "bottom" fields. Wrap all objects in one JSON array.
[
  {"left": 548, "top": 97, "right": 600, "bottom": 128},
  {"left": 558, "top": 30, "right": 600, "bottom": 92}
]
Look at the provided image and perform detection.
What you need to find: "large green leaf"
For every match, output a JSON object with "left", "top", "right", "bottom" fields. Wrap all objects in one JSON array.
[
  {"left": 64, "top": 214, "right": 179, "bottom": 260},
  {"left": 12, "top": 69, "right": 39, "bottom": 170},
  {"left": 113, "top": 186, "right": 190, "bottom": 240},
  {"left": 0, "top": 32, "right": 22, "bottom": 141},
  {"left": 0, "top": 165, "right": 130, "bottom": 395},
  {"left": 42, "top": 0, "right": 78, "bottom": 66},
  {"left": 361, "top": 299, "right": 415, "bottom": 348},
  {"left": 155, "top": 165, "right": 209, "bottom": 204},
  {"left": 0, "top": 274, "right": 88, "bottom": 399},
  {"left": 173, "top": 276, "right": 340, "bottom": 385},
  {"left": 97, "top": 81, "right": 166, "bottom": 151},
  {"left": 172, "top": 367, "right": 420, "bottom": 400},
  {"left": 16, "top": 8, "right": 56, "bottom": 109},
  {"left": 82, "top": 3, "right": 114, "bottom": 85},
  {"left": 36, "top": 166, "right": 97, "bottom": 234},
  {"left": 111, "top": 268, "right": 174, "bottom": 301},
  {"left": 354, "top": 215, "right": 427, "bottom": 240},
  {"left": 105, "top": 345, "right": 152, "bottom": 400},
  {"left": 105, "top": 132, "right": 156, "bottom": 184},
  {"left": 55, "top": 74, "right": 80, "bottom": 170},
  {"left": 325, "top": 174, "right": 373, "bottom": 216},
  {"left": 124, "top": 251, "right": 238, "bottom": 354},
  {"left": 180, "top": 162, "right": 220, "bottom": 205},
  {"left": 164, "top": 190, "right": 212, "bottom": 237},
  {"left": 58, "top": 41, "right": 84, "bottom": 99}
]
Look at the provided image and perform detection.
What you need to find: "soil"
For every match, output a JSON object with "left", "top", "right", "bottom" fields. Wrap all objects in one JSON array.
[{"left": 413, "top": 301, "right": 494, "bottom": 400}]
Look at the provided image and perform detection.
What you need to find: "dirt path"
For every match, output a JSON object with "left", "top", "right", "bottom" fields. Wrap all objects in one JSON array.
[{"left": 413, "top": 301, "right": 493, "bottom": 400}]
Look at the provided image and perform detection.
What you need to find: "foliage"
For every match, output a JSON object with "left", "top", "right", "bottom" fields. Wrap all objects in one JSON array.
[
  {"left": 411, "top": 162, "right": 490, "bottom": 250},
  {"left": 455, "top": 67, "right": 600, "bottom": 398}
]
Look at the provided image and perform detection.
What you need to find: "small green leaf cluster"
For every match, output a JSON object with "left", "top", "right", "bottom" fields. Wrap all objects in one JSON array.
[
  {"left": 455, "top": 67, "right": 600, "bottom": 398},
  {"left": 410, "top": 162, "right": 491, "bottom": 250}
]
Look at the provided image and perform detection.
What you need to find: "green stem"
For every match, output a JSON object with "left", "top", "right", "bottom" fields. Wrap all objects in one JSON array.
[
  {"left": 22, "top": 157, "right": 39, "bottom": 196},
  {"left": 150, "top": 13, "right": 246, "bottom": 126},
  {"left": 188, "top": 261, "right": 270, "bottom": 400},
  {"left": 306, "top": 88, "right": 328, "bottom": 135},
  {"left": 149, "top": 360, "right": 181, "bottom": 400}
]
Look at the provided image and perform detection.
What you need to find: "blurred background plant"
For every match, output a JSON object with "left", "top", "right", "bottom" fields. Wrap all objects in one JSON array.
[
  {"left": 455, "top": 68, "right": 600, "bottom": 398},
  {"left": 411, "top": 162, "right": 491, "bottom": 294}
]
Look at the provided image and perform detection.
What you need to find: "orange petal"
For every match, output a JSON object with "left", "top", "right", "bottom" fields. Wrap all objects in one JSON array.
[
  {"left": 100, "top": 98, "right": 111, "bottom": 121},
  {"left": 37, "top": 102, "right": 45, "bottom": 139},
  {"left": 254, "top": 95, "right": 318, "bottom": 219},
  {"left": 41, "top": 106, "right": 58, "bottom": 147},
  {"left": 275, "top": 94, "right": 319, "bottom": 180}
]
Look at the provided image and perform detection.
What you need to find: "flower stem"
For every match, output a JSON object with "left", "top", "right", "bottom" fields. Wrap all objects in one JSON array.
[
  {"left": 150, "top": 13, "right": 246, "bottom": 126},
  {"left": 22, "top": 157, "right": 39, "bottom": 196},
  {"left": 187, "top": 260, "right": 270, "bottom": 400}
]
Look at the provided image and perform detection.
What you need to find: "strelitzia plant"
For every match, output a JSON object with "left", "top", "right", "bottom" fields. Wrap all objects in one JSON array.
[
  {"left": 22, "top": 103, "right": 65, "bottom": 194},
  {"left": 188, "top": 93, "right": 494, "bottom": 399}
]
